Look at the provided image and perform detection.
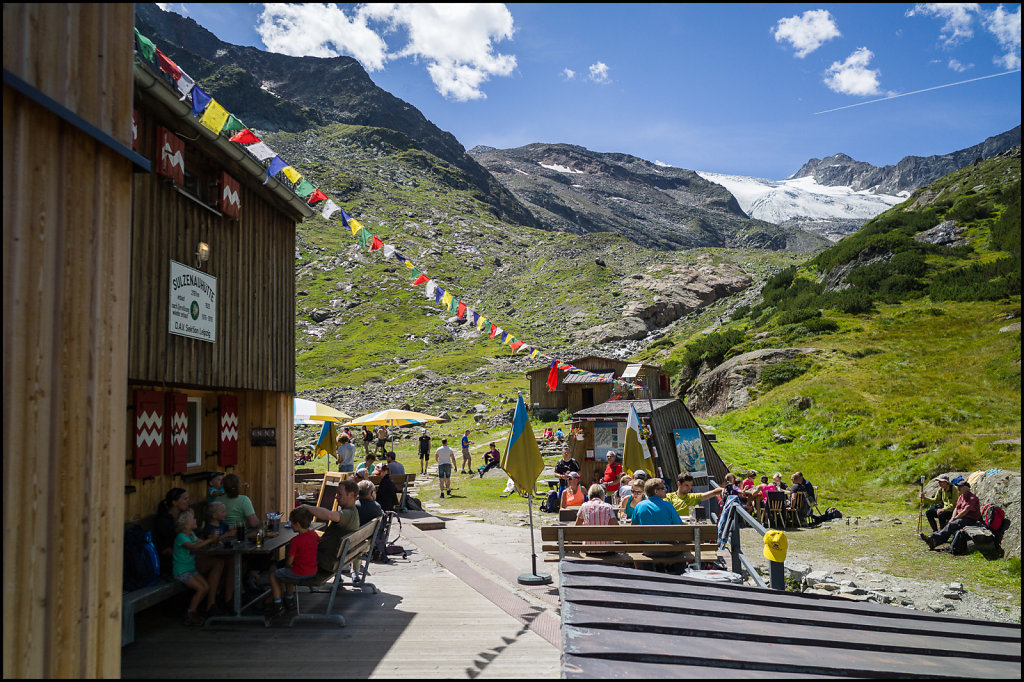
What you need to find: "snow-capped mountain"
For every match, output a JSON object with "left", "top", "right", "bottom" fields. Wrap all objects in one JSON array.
[{"left": 695, "top": 171, "right": 907, "bottom": 241}]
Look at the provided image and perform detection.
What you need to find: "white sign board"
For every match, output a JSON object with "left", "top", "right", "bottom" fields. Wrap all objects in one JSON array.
[{"left": 169, "top": 260, "right": 216, "bottom": 342}]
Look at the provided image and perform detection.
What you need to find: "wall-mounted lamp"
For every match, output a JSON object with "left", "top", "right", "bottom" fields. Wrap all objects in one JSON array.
[{"left": 195, "top": 241, "right": 211, "bottom": 269}]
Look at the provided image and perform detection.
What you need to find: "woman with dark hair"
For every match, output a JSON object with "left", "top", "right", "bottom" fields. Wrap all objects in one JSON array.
[
  {"left": 221, "top": 473, "right": 259, "bottom": 530},
  {"left": 155, "top": 488, "right": 191, "bottom": 574}
]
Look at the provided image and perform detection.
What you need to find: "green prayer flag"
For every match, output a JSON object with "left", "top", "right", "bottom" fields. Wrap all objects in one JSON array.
[
  {"left": 409, "top": 267, "right": 422, "bottom": 280},
  {"left": 357, "top": 228, "right": 372, "bottom": 248},
  {"left": 294, "top": 179, "right": 316, "bottom": 198},
  {"left": 222, "top": 114, "right": 245, "bottom": 132},
  {"left": 449, "top": 297, "right": 460, "bottom": 315},
  {"left": 134, "top": 29, "right": 156, "bottom": 63}
]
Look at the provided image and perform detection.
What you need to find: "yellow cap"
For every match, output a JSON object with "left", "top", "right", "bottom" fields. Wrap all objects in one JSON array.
[{"left": 763, "top": 529, "right": 788, "bottom": 562}]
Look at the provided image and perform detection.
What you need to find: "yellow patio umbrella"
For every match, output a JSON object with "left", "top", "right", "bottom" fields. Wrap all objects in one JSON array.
[
  {"left": 342, "top": 408, "right": 443, "bottom": 427},
  {"left": 294, "top": 398, "right": 352, "bottom": 424}
]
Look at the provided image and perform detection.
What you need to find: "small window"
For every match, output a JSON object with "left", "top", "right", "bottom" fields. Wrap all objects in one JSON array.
[{"left": 187, "top": 397, "right": 202, "bottom": 468}]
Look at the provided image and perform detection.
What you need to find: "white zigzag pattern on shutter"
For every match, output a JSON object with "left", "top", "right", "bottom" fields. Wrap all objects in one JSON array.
[
  {"left": 221, "top": 185, "right": 240, "bottom": 208},
  {"left": 171, "top": 412, "right": 188, "bottom": 446},
  {"left": 136, "top": 411, "right": 163, "bottom": 447},
  {"left": 161, "top": 143, "right": 184, "bottom": 172},
  {"left": 220, "top": 412, "right": 238, "bottom": 442}
]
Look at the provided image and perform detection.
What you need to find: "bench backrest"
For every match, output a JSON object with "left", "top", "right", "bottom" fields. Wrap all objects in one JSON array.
[
  {"left": 369, "top": 473, "right": 416, "bottom": 486},
  {"left": 540, "top": 524, "right": 718, "bottom": 543},
  {"left": 340, "top": 517, "right": 380, "bottom": 567}
]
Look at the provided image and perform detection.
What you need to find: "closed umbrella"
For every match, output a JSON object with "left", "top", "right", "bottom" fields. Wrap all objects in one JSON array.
[{"left": 294, "top": 398, "right": 351, "bottom": 424}]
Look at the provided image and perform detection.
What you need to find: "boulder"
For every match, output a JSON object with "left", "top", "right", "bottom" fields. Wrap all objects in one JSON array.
[
  {"left": 686, "top": 348, "right": 821, "bottom": 417},
  {"left": 922, "top": 469, "right": 1021, "bottom": 558},
  {"left": 914, "top": 220, "right": 968, "bottom": 247}
]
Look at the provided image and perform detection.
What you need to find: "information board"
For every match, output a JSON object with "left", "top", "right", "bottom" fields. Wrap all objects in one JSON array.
[{"left": 169, "top": 260, "right": 216, "bottom": 342}]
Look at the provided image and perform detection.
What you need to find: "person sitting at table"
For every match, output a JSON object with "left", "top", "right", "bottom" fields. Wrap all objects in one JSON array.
[
  {"left": 619, "top": 479, "right": 646, "bottom": 522},
  {"left": 614, "top": 474, "right": 633, "bottom": 506},
  {"left": 221, "top": 474, "right": 263, "bottom": 592},
  {"left": 772, "top": 472, "right": 788, "bottom": 492},
  {"left": 575, "top": 485, "right": 618, "bottom": 545},
  {"left": 755, "top": 475, "right": 776, "bottom": 504},
  {"left": 560, "top": 471, "right": 587, "bottom": 509},
  {"left": 666, "top": 473, "right": 724, "bottom": 520},
  {"left": 355, "top": 479, "right": 383, "bottom": 526},
  {"left": 376, "top": 465, "right": 399, "bottom": 513},
  {"left": 722, "top": 473, "right": 753, "bottom": 513},
  {"left": 200, "top": 502, "right": 235, "bottom": 611},
  {"left": 631, "top": 478, "right": 683, "bottom": 526},
  {"left": 740, "top": 470, "right": 757, "bottom": 493},
  {"left": 356, "top": 453, "right": 377, "bottom": 474},
  {"left": 266, "top": 507, "right": 319, "bottom": 619},
  {"left": 302, "top": 479, "right": 361, "bottom": 574},
  {"left": 154, "top": 487, "right": 192, "bottom": 575},
  {"left": 207, "top": 472, "right": 225, "bottom": 504},
  {"left": 173, "top": 509, "right": 224, "bottom": 625}
]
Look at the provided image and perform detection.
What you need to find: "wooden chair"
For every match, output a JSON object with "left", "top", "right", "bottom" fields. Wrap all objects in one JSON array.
[
  {"left": 787, "top": 491, "right": 806, "bottom": 528},
  {"left": 764, "top": 491, "right": 788, "bottom": 529},
  {"left": 751, "top": 494, "right": 766, "bottom": 526},
  {"left": 288, "top": 517, "right": 381, "bottom": 628}
]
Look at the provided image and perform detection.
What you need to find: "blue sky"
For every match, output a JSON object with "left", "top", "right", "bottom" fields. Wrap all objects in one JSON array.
[{"left": 158, "top": 3, "right": 1021, "bottom": 179}]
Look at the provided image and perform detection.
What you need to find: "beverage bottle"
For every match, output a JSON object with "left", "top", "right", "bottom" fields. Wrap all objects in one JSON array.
[{"left": 256, "top": 527, "right": 264, "bottom": 547}]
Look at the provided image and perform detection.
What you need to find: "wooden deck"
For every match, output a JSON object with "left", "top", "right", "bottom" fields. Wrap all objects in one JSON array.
[
  {"left": 559, "top": 559, "right": 1021, "bottom": 678},
  {"left": 121, "top": 515, "right": 560, "bottom": 679}
]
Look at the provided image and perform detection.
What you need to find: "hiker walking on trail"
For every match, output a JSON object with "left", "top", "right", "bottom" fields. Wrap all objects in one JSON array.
[
  {"left": 460, "top": 430, "right": 473, "bottom": 474},
  {"left": 436, "top": 438, "right": 456, "bottom": 499},
  {"left": 418, "top": 428, "right": 431, "bottom": 474},
  {"left": 362, "top": 426, "right": 374, "bottom": 457}
]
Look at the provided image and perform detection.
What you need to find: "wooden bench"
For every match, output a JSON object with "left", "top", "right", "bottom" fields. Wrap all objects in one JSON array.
[
  {"left": 288, "top": 516, "right": 381, "bottom": 627},
  {"left": 369, "top": 472, "right": 417, "bottom": 511},
  {"left": 541, "top": 524, "right": 719, "bottom": 570},
  {"left": 121, "top": 514, "right": 188, "bottom": 646}
]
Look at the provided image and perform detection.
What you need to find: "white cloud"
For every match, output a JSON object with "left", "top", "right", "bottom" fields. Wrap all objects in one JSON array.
[
  {"left": 588, "top": 61, "right": 610, "bottom": 83},
  {"left": 772, "top": 9, "right": 841, "bottom": 58},
  {"left": 906, "top": 3, "right": 981, "bottom": 47},
  {"left": 255, "top": 3, "right": 517, "bottom": 102},
  {"left": 562, "top": 68, "right": 576, "bottom": 80},
  {"left": 948, "top": 58, "right": 972, "bottom": 72},
  {"left": 157, "top": 3, "right": 189, "bottom": 16},
  {"left": 984, "top": 4, "right": 1022, "bottom": 69},
  {"left": 824, "top": 47, "right": 882, "bottom": 96}
]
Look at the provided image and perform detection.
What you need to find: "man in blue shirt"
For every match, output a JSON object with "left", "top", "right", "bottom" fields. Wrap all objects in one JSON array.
[{"left": 631, "top": 478, "right": 682, "bottom": 526}]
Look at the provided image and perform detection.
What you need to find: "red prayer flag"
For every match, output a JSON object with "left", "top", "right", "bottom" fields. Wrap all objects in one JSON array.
[
  {"left": 369, "top": 236, "right": 384, "bottom": 251},
  {"left": 489, "top": 324, "right": 498, "bottom": 339},
  {"left": 156, "top": 49, "right": 182, "bottom": 80},
  {"left": 229, "top": 129, "right": 261, "bottom": 144},
  {"left": 412, "top": 274, "right": 429, "bottom": 285},
  {"left": 307, "top": 189, "right": 328, "bottom": 205},
  {"left": 510, "top": 340, "right": 524, "bottom": 351},
  {"left": 546, "top": 361, "right": 558, "bottom": 392},
  {"left": 456, "top": 301, "right": 467, "bottom": 319}
]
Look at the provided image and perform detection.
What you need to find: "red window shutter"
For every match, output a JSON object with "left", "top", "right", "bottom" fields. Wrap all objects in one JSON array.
[
  {"left": 156, "top": 125, "right": 184, "bottom": 185},
  {"left": 659, "top": 374, "right": 670, "bottom": 392},
  {"left": 218, "top": 395, "right": 238, "bottom": 467},
  {"left": 219, "top": 172, "right": 240, "bottom": 219},
  {"left": 164, "top": 392, "right": 189, "bottom": 475},
  {"left": 133, "top": 390, "right": 164, "bottom": 479}
]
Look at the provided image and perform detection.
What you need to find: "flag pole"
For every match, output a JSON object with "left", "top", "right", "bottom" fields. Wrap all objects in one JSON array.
[{"left": 517, "top": 490, "right": 551, "bottom": 585}]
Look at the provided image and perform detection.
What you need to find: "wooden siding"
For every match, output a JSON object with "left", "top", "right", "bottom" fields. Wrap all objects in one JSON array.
[
  {"left": 124, "top": 387, "right": 293, "bottom": 526},
  {"left": 528, "top": 356, "right": 669, "bottom": 412},
  {"left": 3, "top": 5, "right": 135, "bottom": 678},
  {"left": 127, "top": 101, "right": 296, "bottom": 393}
]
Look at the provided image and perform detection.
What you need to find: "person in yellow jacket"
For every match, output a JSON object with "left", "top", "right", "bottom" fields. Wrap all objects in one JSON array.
[
  {"left": 920, "top": 473, "right": 961, "bottom": 533},
  {"left": 666, "top": 472, "right": 723, "bottom": 519}
]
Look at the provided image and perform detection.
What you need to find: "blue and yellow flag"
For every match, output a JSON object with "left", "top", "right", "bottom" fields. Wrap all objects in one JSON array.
[
  {"left": 501, "top": 395, "right": 544, "bottom": 497},
  {"left": 315, "top": 421, "right": 337, "bottom": 462}
]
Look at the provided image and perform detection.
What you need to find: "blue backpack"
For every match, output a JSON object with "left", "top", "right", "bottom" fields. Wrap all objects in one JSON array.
[{"left": 123, "top": 525, "right": 161, "bottom": 591}]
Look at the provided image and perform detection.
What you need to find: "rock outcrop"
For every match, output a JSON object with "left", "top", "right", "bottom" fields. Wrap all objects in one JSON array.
[
  {"left": 686, "top": 347, "right": 821, "bottom": 417},
  {"left": 922, "top": 469, "right": 1021, "bottom": 558}
]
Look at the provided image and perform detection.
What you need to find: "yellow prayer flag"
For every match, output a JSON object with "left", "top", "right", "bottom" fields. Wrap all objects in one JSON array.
[
  {"left": 477, "top": 316, "right": 487, "bottom": 331},
  {"left": 404, "top": 260, "right": 415, "bottom": 269},
  {"left": 440, "top": 291, "right": 453, "bottom": 309},
  {"left": 199, "top": 99, "right": 230, "bottom": 135},
  {"left": 350, "top": 218, "right": 363, "bottom": 236},
  {"left": 282, "top": 166, "right": 301, "bottom": 183}
]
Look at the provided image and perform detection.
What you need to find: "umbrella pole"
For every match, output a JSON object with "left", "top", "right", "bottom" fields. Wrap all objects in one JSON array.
[{"left": 518, "top": 492, "right": 552, "bottom": 585}]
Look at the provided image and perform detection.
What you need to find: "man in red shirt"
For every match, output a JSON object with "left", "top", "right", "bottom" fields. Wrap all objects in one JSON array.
[
  {"left": 602, "top": 452, "right": 623, "bottom": 503},
  {"left": 920, "top": 478, "right": 982, "bottom": 550}
]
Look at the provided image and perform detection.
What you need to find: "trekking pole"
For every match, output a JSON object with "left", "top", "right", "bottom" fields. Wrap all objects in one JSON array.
[{"left": 916, "top": 475, "right": 926, "bottom": 534}]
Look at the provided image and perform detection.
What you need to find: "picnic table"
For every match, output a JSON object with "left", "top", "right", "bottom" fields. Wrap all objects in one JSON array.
[{"left": 203, "top": 526, "right": 298, "bottom": 626}]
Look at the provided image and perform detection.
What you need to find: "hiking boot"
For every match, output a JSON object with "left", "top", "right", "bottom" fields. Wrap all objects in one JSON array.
[
  {"left": 919, "top": 533, "right": 936, "bottom": 550},
  {"left": 439, "top": 492, "right": 444, "bottom": 499}
]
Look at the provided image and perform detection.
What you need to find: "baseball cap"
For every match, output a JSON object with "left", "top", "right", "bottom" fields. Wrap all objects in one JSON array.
[
  {"left": 934, "top": 473, "right": 950, "bottom": 482},
  {"left": 567, "top": 471, "right": 580, "bottom": 479},
  {"left": 632, "top": 470, "right": 649, "bottom": 480},
  {"left": 763, "top": 530, "right": 788, "bottom": 563},
  {"left": 950, "top": 475, "right": 966, "bottom": 486}
]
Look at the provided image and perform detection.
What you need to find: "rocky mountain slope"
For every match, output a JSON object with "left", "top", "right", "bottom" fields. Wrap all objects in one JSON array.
[
  {"left": 789, "top": 125, "right": 1021, "bottom": 195},
  {"left": 469, "top": 143, "right": 828, "bottom": 252}
]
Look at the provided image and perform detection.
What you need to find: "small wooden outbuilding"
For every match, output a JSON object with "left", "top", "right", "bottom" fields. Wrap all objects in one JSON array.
[
  {"left": 526, "top": 355, "right": 671, "bottom": 418},
  {"left": 566, "top": 399, "right": 728, "bottom": 488}
]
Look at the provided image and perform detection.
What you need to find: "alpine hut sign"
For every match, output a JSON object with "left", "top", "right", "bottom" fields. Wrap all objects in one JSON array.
[{"left": 169, "top": 260, "right": 217, "bottom": 342}]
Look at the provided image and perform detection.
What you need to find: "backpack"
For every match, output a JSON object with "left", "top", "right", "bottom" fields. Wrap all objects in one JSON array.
[
  {"left": 540, "top": 489, "right": 560, "bottom": 513},
  {"left": 824, "top": 507, "right": 843, "bottom": 520},
  {"left": 981, "top": 504, "right": 1006, "bottom": 534},
  {"left": 372, "top": 511, "right": 407, "bottom": 562},
  {"left": 949, "top": 529, "right": 970, "bottom": 555},
  {"left": 123, "top": 525, "right": 161, "bottom": 591}
]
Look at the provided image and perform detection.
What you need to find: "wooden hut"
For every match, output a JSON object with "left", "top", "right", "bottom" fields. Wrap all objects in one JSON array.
[
  {"left": 3, "top": 7, "right": 312, "bottom": 676},
  {"left": 566, "top": 399, "right": 728, "bottom": 489},
  {"left": 526, "top": 356, "right": 671, "bottom": 418}
]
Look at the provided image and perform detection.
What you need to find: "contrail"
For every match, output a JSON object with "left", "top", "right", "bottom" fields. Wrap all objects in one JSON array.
[{"left": 814, "top": 69, "right": 1021, "bottom": 114}]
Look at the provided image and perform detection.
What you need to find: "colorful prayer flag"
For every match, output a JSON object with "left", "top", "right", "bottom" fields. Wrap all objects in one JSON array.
[
  {"left": 307, "top": 189, "right": 328, "bottom": 205},
  {"left": 199, "top": 99, "right": 229, "bottom": 134},
  {"left": 135, "top": 29, "right": 156, "bottom": 62},
  {"left": 230, "top": 129, "right": 261, "bottom": 144},
  {"left": 190, "top": 84, "right": 211, "bottom": 116},
  {"left": 489, "top": 324, "right": 498, "bottom": 339},
  {"left": 349, "top": 218, "right": 364, "bottom": 236},
  {"left": 357, "top": 228, "right": 372, "bottom": 248},
  {"left": 546, "top": 361, "right": 558, "bottom": 391},
  {"left": 322, "top": 199, "right": 340, "bottom": 219},
  {"left": 440, "top": 291, "right": 453, "bottom": 310},
  {"left": 294, "top": 179, "right": 316, "bottom": 199},
  {"left": 245, "top": 141, "right": 276, "bottom": 162},
  {"left": 222, "top": 114, "right": 246, "bottom": 132},
  {"left": 369, "top": 236, "right": 384, "bottom": 251},
  {"left": 156, "top": 49, "right": 182, "bottom": 80},
  {"left": 265, "top": 156, "right": 288, "bottom": 184},
  {"left": 282, "top": 166, "right": 302, "bottom": 183},
  {"left": 413, "top": 274, "right": 429, "bottom": 286}
]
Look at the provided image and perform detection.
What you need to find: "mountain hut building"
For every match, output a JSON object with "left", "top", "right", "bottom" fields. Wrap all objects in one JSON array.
[
  {"left": 4, "top": 7, "right": 312, "bottom": 675},
  {"left": 526, "top": 356, "right": 671, "bottom": 419}
]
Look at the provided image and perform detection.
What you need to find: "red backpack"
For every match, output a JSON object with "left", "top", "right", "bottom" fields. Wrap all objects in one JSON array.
[{"left": 981, "top": 503, "right": 1006, "bottom": 533}]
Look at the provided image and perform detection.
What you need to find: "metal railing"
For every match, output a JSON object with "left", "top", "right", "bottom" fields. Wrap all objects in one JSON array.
[{"left": 710, "top": 479, "right": 784, "bottom": 590}]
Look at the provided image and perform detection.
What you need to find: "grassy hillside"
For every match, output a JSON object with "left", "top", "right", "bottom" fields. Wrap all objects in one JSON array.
[{"left": 641, "top": 152, "right": 1021, "bottom": 514}]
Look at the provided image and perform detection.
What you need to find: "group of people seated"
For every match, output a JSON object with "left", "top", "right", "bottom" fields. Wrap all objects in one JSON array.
[
  {"left": 718, "top": 469, "right": 819, "bottom": 525},
  {"left": 152, "top": 467, "right": 388, "bottom": 626},
  {"left": 564, "top": 468, "right": 726, "bottom": 527}
]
